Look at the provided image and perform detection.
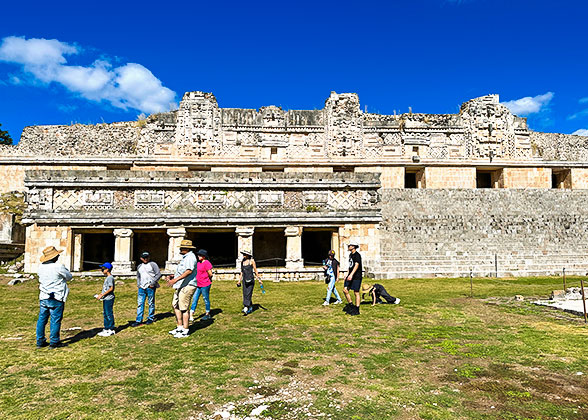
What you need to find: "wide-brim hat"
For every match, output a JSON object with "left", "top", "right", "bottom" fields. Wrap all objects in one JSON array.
[
  {"left": 179, "top": 239, "right": 196, "bottom": 249},
  {"left": 197, "top": 249, "right": 209, "bottom": 258},
  {"left": 40, "top": 246, "right": 63, "bottom": 263},
  {"left": 240, "top": 250, "right": 252, "bottom": 257},
  {"left": 348, "top": 240, "right": 360, "bottom": 249},
  {"left": 361, "top": 284, "right": 372, "bottom": 293}
]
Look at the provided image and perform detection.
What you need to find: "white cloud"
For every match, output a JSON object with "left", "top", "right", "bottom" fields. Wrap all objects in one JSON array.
[
  {"left": 572, "top": 129, "right": 588, "bottom": 136},
  {"left": 579, "top": 97, "right": 588, "bottom": 104},
  {"left": 501, "top": 92, "right": 554, "bottom": 116},
  {"left": 0, "top": 36, "right": 176, "bottom": 114}
]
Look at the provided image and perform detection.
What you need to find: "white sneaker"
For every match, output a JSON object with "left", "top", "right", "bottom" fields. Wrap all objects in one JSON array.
[
  {"left": 108, "top": 329, "right": 116, "bottom": 335},
  {"left": 394, "top": 298, "right": 401, "bottom": 305},
  {"left": 334, "top": 300, "right": 343, "bottom": 305},
  {"left": 189, "top": 312, "right": 195, "bottom": 322},
  {"left": 97, "top": 329, "right": 110, "bottom": 337},
  {"left": 169, "top": 326, "right": 181, "bottom": 335},
  {"left": 242, "top": 307, "right": 248, "bottom": 314},
  {"left": 322, "top": 301, "right": 329, "bottom": 306},
  {"left": 173, "top": 329, "right": 188, "bottom": 338}
]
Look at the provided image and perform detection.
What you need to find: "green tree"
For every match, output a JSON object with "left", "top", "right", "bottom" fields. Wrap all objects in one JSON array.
[{"left": 0, "top": 124, "right": 13, "bottom": 145}]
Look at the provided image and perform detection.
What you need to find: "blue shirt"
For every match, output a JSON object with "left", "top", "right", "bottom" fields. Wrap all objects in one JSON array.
[{"left": 173, "top": 251, "right": 197, "bottom": 289}]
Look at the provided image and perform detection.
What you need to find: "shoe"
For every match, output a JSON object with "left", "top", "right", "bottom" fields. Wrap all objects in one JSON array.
[
  {"left": 169, "top": 326, "right": 181, "bottom": 335},
  {"left": 145, "top": 320, "right": 154, "bottom": 325},
  {"left": 108, "top": 329, "right": 116, "bottom": 336},
  {"left": 343, "top": 303, "right": 353, "bottom": 313},
  {"left": 131, "top": 322, "right": 142, "bottom": 327},
  {"left": 173, "top": 329, "right": 188, "bottom": 338},
  {"left": 322, "top": 301, "right": 330, "bottom": 306},
  {"left": 394, "top": 298, "right": 401, "bottom": 305},
  {"left": 334, "top": 300, "right": 343, "bottom": 305},
  {"left": 349, "top": 306, "right": 360, "bottom": 316},
  {"left": 242, "top": 307, "right": 248, "bottom": 314},
  {"left": 36, "top": 341, "right": 48, "bottom": 348},
  {"left": 48, "top": 342, "right": 64, "bottom": 349},
  {"left": 97, "top": 329, "right": 110, "bottom": 337},
  {"left": 202, "top": 314, "right": 211, "bottom": 321},
  {"left": 189, "top": 311, "right": 195, "bottom": 322}
]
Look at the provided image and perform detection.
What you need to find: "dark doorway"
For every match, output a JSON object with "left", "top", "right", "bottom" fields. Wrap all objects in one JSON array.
[
  {"left": 133, "top": 231, "right": 168, "bottom": 268},
  {"left": 187, "top": 230, "right": 237, "bottom": 268},
  {"left": 404, "top": 172, "right": 417, "bottom": 188},
  {"left": 253, "top": 229, "right": 286, "bottom": 267},
  {"left": 82, "top": 232, "right": 114, "bottom": 271},
  {"left": 476, "top": 171, "right": 493, "bottom": 188},
  {"left": 302, "top": 229, "right": 333, "bottom": 266}
]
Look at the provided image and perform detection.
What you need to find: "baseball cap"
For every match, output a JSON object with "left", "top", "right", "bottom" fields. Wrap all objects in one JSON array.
[{"left": 100, "top": 262, "right": 113, "bottom": 270}]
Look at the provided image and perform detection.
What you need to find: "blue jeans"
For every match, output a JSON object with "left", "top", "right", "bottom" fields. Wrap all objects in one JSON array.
[
  {"left": 36, "top": 299, "right": 65, "bottom": 346},
  {"left": 325, "top": 272, "right": 341, "bottom": 302},
  {"left": 191, "top": 285, "right": 211, "bottom": 313},
  {"left": 136, "top": 287, "right": 156, "bottom": 322},
  {"left": 103, "top": 298, "right": 115, "bottom": 330}
]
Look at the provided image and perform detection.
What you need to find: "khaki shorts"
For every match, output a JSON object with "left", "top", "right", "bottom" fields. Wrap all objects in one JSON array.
[{"left": 172, "top": 285, "right": 197, "bottom": 311}]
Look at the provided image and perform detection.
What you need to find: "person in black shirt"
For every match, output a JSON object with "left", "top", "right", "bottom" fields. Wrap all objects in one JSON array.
[
  {"left": 343, "top": 240, "right": 362, "bottom": 316},
  {"left": 361, "top": 283, "right": 400, "bottom": 305}
]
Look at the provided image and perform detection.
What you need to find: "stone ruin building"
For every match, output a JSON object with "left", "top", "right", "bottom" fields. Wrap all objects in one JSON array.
[{"left": 1, "top": 91, "right": 588, "bottom": 279}]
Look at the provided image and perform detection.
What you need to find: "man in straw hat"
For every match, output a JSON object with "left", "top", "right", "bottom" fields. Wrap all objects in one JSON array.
[
  {"left": 166, "top": 239, "right": 198, "bottom": 338},
  {"left": 36, "top": 246, "right": 73, "bottom": 348},
  {"left": 342, "top": 240, "right": 363, "bottom": 316}
]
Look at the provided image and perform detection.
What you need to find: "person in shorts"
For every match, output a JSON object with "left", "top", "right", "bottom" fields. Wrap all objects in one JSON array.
[
  {"left": 343, "top": 240, "right": 362, "bottom": 316},
  {"left": 166, "top": 239, "right": 197, "bottom": 338}
]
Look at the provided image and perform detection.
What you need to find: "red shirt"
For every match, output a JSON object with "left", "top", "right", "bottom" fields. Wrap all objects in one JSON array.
[{"left": 196, "top": 260, "right": 213, "bottom": 287}]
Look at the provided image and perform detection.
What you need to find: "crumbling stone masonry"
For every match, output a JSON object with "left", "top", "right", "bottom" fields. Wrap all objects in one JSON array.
[{"left": 1, "top": 91, "right": 588, "bottom": 278}]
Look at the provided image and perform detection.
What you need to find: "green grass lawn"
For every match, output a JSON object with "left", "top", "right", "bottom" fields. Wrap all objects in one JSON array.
[{"left": 0, "top": 275, "right": 587, "bottom": 420}]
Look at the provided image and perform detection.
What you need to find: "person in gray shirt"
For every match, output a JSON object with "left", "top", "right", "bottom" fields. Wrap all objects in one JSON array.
[
  {"left": 132, "top": 251, "right": 161, "bottom": 327},
  {"left": 95, "top": 262, "right": 116, "bottom": 337},
  {"left": 36, "top": 246, "right": 73, "bottom": 349}
]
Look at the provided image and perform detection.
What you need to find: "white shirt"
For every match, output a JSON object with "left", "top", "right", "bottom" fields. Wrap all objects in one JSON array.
[
  {"left": 137, "top": 261, "right": 161, "bottom": 289},
  {"left": 173, "top": 251, "right": 197, "bottom": 289},
  {"left": 38, "top": 262, "right": 73, "bottom": 302}
]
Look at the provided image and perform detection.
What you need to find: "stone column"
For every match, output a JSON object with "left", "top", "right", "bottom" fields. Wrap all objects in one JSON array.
[
  {"left": 166, "top": 227, "right": 187, "bottom": 272},
  {"left": 284, "top": 226, "right": 304, "bottom": 270},
  {"left": 331, "top": 230, "right": 340, "bottom": 258},
  {"left": 235, "top": 227, "right": 254, "bottom": 268},
  {"left": 113, "top": 228, "right": 135, "bottom": 274},
  {"left": 72, "top": 233, "right": 83, "bottom": 272}
]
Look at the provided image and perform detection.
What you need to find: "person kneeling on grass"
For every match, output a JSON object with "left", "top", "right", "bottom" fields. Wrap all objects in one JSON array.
[
  {"left": 95, "top": 262, "right": 116, "bottom": 337},
  {"left": 166, "top": 239, "right": 198, "bottom": 338},
  {"left": 361, "top": 283, "right": 400, "bottom": 306}
]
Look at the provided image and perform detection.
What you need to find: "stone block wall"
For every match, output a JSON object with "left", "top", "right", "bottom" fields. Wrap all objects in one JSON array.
[
  {"left": 376, "top": 188, "right": 588, "bottom": 278},
  {"left": 501, "top": 167, "right": 551, "bottom": 188},
  {"left": 25, "top": 224, "right": 72, "bottom": 273},
  {"left": 424, "top": 167, "right": 476, "bottom": 189},
  {"left": 571, "top": 168, "right": 588, "bottom": 189},
  {"left": 530, "top": 131, "right": 588, "bottom": 161}
]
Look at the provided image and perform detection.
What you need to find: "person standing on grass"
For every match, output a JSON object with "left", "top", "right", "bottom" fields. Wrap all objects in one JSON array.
[
  {"left": 190, "top": 249, "right": 213, "bottom": 321},
  {"left": 166, "top": 239, "right": 198, "bottom": 338},
  {"left": 342, "top": 240, "right": 363, "bottom": 316},
  {"left": 361, "top": 283, "right": 400, "bottom": 306},
  {"left": 95, "top": 262, "right": 116, "bottom": 337},
  {"left": 36, "top": 246, "right": 73, "bottom": 349},
  {"left": 236, "top": 250, "right": 262, "bottom": 315},
  {"left": 132, "top": 251, "right": 161, "bottom": 327},
  {"left": 322, "top": 250, "right": 342, "bottom": 306}
]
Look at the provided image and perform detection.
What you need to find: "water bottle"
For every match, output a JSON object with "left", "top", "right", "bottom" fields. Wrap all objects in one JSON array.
[{"left": 260, "top": 284, "right": 266, "bottom": 294}]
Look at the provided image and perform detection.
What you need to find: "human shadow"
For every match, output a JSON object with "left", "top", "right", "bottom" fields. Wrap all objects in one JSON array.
[
  {"left": 153, "top": 312, "right": 175, "bottom": 322},
  {"left": 61, "top": 327, "right": 102, "bottom": 345},
  {"left": 193, "top": 308, "right": 223, "bottom": 320},
  {"left": 249, "top": 303, "right": 267, "bottom": 314}
]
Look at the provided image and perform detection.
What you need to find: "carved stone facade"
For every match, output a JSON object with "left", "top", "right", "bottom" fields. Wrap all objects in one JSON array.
[{"left": 3, "top": 90, "right": 588, "bottom": 278}]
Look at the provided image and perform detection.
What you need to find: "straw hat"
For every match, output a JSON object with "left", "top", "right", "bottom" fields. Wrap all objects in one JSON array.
[
  {"left": 348, "top": 239, "right": 360, "bottom": 249},
  {"left": 240, "top": 250, "right": 252, "bottom": 257},
  {"left": 40, "top": 246, "right": 63, "bottom": 263},
  {"left": 361, "top": 284, "right": 373, "bottom": 294},
  {"left": 178, "top": 239, "right": 196, "bottom": 249}
]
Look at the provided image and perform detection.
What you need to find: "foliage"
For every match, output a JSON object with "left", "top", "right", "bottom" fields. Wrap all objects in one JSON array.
[{"left": 0, "top": 123, "right": 13, "bottom": 146}]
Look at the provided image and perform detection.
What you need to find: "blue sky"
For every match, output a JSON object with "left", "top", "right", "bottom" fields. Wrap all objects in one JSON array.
[{"left": 1, "top": 0, "right": 588, "bottom": 141}]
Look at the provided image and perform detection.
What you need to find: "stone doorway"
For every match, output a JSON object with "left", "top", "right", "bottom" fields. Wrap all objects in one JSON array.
[
  {"left": 302, "top": 228, "right": 335, "bottom": 266},
  {"left": 187, "top": 229, "right": 237, "bottom": 268},
  {"left": 253, "top": 228, "right": 286, "bottom": 267},
  {"left": 82, "top": 232, "right": 115, "bottom": 271},
  {"left": 133, "top": 230, "right": 168, "bottom": 268}
]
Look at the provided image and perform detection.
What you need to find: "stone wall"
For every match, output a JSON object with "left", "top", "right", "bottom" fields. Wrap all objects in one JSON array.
[
  {"left": 376, "top": 188, "right": 588, "bottom": 278},
  {"left": 530, "top": 131, "right": 588, "bottom": 161},
  {"left": 25, "top": 224, "right": 72, "bottom": 273},
  {"left": 423, "top": 167, "right": 477, "bottom": 189}
]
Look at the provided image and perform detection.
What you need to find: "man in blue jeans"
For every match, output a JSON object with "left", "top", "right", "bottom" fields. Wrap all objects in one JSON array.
[
  {"left": 36, "top": 246, "right": 73, "bottom": 349},
  {"left": 132, "top": 252, "right": 161, "bottom": 327}
]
